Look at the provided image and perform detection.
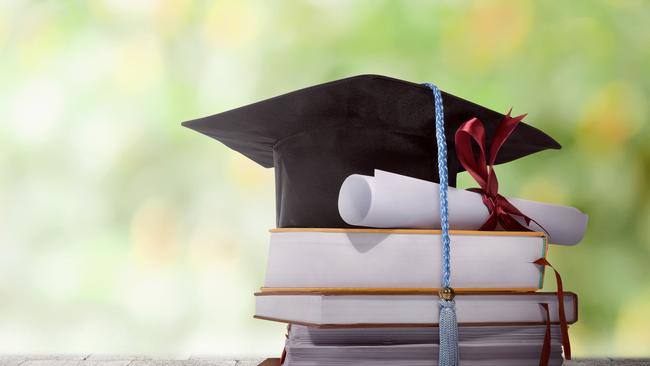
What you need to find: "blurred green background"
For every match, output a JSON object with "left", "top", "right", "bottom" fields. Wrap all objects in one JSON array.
[{"left": 1, "top": 0, "right": 649, "bottom": 358}]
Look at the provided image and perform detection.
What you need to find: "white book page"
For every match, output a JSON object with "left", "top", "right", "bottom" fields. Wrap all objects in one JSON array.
[
  {"left": 255, "top": 293, "right": 578, "bottom": 325},
  {"left": 265, "top": 232, "right": 544, "bottom": 288}
]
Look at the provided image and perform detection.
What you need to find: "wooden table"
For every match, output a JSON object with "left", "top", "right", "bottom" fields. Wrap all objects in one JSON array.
[{"left": 1, "top": 356, "right": 648, "bottom": 365}]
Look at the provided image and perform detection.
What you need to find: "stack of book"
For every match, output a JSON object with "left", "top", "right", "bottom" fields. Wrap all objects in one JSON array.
[
  {"left": 255, "top": 229, "right": 578, "bottom": 365},
  {"left": 180, "top": 74, "right": 585, "bottom": 365}
]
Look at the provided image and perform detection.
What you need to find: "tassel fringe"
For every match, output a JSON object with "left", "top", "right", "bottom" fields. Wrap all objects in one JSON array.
[{"left": 439, "top": 299, "right": 459, "bottom": 366}]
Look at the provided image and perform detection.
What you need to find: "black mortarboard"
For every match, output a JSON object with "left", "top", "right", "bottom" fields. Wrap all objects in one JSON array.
[{"left": 182, "top": 74, "right": 560, "bottom": 228}]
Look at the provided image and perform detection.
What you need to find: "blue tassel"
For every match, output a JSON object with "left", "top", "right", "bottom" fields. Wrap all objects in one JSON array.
[
  {"left": 439, "top": 299, "right": 459, "bottom": 366},
  {"left": 423, "top": 83, "right": 459, "bottom": 366}
]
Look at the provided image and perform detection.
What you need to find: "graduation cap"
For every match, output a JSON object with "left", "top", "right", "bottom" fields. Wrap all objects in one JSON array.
[{"left": 182, "top": 74, "right": 560, "bottom": 228}]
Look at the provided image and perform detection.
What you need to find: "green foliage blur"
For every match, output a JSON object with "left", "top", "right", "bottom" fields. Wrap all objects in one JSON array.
[{"left": 1, "top": 0, "right": 649, "bottom": 358}]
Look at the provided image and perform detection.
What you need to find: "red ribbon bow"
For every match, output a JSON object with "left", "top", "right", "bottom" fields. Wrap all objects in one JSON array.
[{"left": 454, "top": 111, "right": 537, "bottom": 231}]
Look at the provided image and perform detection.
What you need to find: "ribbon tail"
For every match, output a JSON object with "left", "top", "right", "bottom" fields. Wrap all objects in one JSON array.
[
  {"left": 496, "top": 196, "right": 534, "bottom": 230},
  {"left": 496, "top": 196, "right": 554, "bottom": 235},
  {"left": 528, "top": 217, "right": 552, "bottom": 239},
  {"left": 439, "top": 299, "right": 459, "bottom": 366},
  {"left": 478, "top": 212, "right": 499, "bottom": 231},
  {"left": 534, "top": 258, "right": 571, "bottom": 360},
  {"left": 498, "top": 211, "right": 534, "bottom": 231},
  {"left": 279, "top": 324, "right": 290, "bottom": 365}
]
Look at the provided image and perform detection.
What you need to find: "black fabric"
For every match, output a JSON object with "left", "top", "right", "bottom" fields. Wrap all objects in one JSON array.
[{"left": 182, "top": 74, "right": 560, "bottom": 228}]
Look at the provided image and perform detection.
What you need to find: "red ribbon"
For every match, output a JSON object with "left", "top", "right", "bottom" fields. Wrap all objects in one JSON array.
[
  {"left": 454, "top": 111, "right": 540, "bottom": 231},
  {"left": 535, "top": 258, "right": 571, "bottom": 360},
  {"left": 279, "top": 324, "right": 290, "bottom": 364}
]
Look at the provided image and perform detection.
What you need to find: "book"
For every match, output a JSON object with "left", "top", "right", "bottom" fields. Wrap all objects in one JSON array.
[
  {"left": 281, "top": 324, "right": 565, "bottom": 365},
  {"left": 264, "top": 229, "right": 548, "bottom": 291},
  {"left": 255, "top": 292, "right": 577, "bottom": 327}
]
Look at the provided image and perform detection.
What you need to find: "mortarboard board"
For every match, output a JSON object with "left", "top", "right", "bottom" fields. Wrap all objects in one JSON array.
[{"left": 182, "top": 74, "right": 560, "bottom": 228}]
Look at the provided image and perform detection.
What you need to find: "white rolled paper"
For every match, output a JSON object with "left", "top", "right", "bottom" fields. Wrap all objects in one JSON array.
[{"left": 338, "top": 169, "right": 588, "bottom": 246}]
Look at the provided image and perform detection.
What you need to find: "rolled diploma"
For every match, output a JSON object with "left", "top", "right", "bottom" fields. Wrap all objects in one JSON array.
[{"left": 338, "top": 169, "right": 588, "bottom": 246}]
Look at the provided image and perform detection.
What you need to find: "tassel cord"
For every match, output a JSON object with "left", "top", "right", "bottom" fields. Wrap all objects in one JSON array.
[{"left": 423, "top": 83, "right": 459, "bottom": 366}]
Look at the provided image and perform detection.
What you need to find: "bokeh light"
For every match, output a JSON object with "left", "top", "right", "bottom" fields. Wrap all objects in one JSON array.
[{"left": 1, "top": 0, "right": 649, "bottom": 358}]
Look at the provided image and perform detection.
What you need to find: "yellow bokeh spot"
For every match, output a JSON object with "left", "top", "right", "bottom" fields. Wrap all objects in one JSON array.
[
  {"left": 130, "top": 198, "right": 179, "bottom": 268},
  {"left": 0, "top": 11, "right": 7, "bottom": 49},
  {"left": 578, "top": 81, "right": 646, "bottom": 154},
  {"left": 226, "top": 151, "right": 274, "bottom": 189},
  {"left": 17, "top": 13, "right": 64, "bottom": 69},
  {"left": 154, "top": 0, "right": 194, "bottom": 37},
  {"left": 187, "top": 227, "right": 238, "bottom": 270},
  {"left": 442, "top": 0, "right": 532, "bottom": 70},
  {"left": 112, "top": 34, "right": 164, "bottom": 93},
  {"left": 202, "top": 1, "right": 261, "bottom": 48},
  {"left": 517, "top": 176, "right": 567, "bottom": 204},
  {"left": 615, "top": 289, "right": 650, "bottom": 356}
]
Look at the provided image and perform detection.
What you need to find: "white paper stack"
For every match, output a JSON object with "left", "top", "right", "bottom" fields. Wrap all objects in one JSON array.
[{"left": 283, "top": 325, "right": 565, "bottom": 366}]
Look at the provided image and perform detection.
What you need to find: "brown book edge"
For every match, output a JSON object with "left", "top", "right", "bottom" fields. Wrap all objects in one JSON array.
[
  {"left": 253, "top": 314, "right": 577, "bottom": 328},
  {"left": 253, "top": 291, "right": 578, "bottom": 326},
  {"left": 258, "top": 287, "right": 541, "bottom": 295},
  {"left": 270, "top": 228, "right": 546, "bottom": 237},
  {"left": 257, "top": 358, "right": 280, "bottom": 366},
  {"left": 256, "top": 290, "right": 575, "bottom": 296}
]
